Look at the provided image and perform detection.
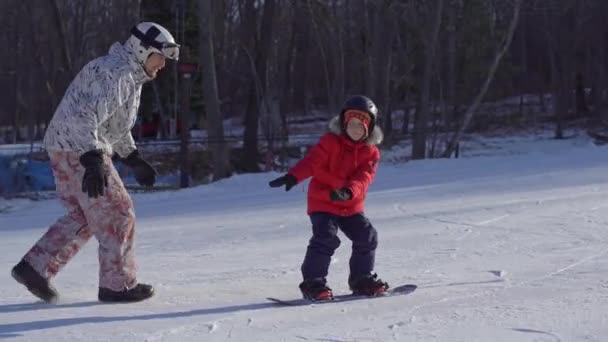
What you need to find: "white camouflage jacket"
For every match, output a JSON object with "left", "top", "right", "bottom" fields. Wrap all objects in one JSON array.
[{"left": 43, "top": 42, "right": 150, "bottom": 158}]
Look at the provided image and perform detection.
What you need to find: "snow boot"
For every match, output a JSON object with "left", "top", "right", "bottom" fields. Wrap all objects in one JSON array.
[
  {"left": 98, "top": 283, "right": 154, "bottom": 303},
  {"left": 11, "top": 259, "right": 58, "bottom": 303},
  {"left": 348, "top": 273, "right": 389, "bottom": 296},
  {"left": 299, "top": 278, "right": 334, "bottom": 301}
]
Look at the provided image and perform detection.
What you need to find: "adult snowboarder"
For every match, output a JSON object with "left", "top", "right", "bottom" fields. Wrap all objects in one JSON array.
[{"left": 11, "top": 22, "right": 179, "bottom": 303}]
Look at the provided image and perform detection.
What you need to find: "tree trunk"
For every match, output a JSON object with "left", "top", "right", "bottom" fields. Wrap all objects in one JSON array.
[
  {"left": 597, "top": 32, "right": 608, "bottom": 121},
  {"left": 152, "top": 81, "right": 169, "bottom": 139},
  {"left": 278, "top": 11, "right": 297, "bottom": 170},
  {"left": 257, "top": 0, "right": 279, "bottom": 152},
  {"left": 308, "top": 0, "right": 336, "bottom": 113},
  {"left": 575, "top": 72, "right": 589, "bottom": 116},
  {"left": 402, "top": 106, "right": 410, "bottom": 135},
  {"left": 240, "top": 0, "right": 260, "bottom": 172},
  {"left": 12, "top": 2, "right": 23, "bottom": 144},
  {"left": 549, "top": 46, "right": 565, "bottom": 139},
  {"left": 199, "top": 0, "right": 231, "bottom": 181},
  {"left": 242, "top": 0, "right": 276, "bottom": 172},
  {"left": 442, "top": 0, "right": 522, "bottom": 157},
  {"left": 13, "top": 71, "right": 20, "bottom": 144},
  {"left": 178, "top": 68, "right": 191, "bottom": 188},
  {"left": 50, "top": 0, "right": 72, "bottom": 73},
  {"left": 445, "top": 0, "right": 460, "bottom": 149},
  {"left": 372, "top": 1, "right": 395, "bottom": 144},
  {"left": 412, "top": 0, "right": 444, "bottom": 159},
  {"left": 538, "top": 91, "right": 547, "bottom": 114},
  {"left": 291, "top": 1, "right": 310, "bottom": 115},
  {"left": 518, "top": 13, "right": 529, "bottom": 119}
]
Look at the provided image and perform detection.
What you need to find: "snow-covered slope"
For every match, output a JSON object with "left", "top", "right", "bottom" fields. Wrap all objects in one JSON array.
[{"left": 1, "top": 130, "right": 608, "bottom": 341}]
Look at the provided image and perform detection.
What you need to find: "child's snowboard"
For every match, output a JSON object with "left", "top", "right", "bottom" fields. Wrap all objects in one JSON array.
[{"left": 267, "top": 284, "right": 417, "bottom": 306}]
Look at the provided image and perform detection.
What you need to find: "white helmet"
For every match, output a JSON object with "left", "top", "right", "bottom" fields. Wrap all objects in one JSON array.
[{"left": 126, "top": 22, "right": 180, "bottom": 63}]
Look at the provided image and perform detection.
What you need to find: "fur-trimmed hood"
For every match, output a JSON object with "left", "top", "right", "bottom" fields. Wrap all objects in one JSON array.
[{"left": 328, "top": 116, "right": 383, "bottom": 146}]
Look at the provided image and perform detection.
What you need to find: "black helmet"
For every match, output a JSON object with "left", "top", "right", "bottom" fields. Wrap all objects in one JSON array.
[{"left": 340, "top": 95, "right": 378, "bottom": 133}]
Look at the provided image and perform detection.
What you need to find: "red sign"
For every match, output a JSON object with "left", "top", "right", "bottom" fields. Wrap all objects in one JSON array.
[{"left": 177, "top": 63, "right": 198, "bottom": 74}]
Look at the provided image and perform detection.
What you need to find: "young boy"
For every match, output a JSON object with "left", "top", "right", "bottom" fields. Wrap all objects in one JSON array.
[{"left": 269, "top": 95, "right": 388, "bottom": 301}]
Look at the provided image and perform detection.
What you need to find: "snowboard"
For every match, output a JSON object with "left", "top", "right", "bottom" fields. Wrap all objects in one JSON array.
[{"left": 266, "top": 284, "right": 417, "bottom": 306}]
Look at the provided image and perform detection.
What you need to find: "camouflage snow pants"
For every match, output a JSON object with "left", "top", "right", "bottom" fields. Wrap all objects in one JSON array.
[{"left": 23, "top": 151, "right": 137, "bottom": 291}]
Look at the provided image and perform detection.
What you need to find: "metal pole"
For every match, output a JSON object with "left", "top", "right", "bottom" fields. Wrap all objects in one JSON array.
[
  {"left": 173, "top": 0, "right": 179, "bottom": 139},
  {"left": 179, "top": 69, "right": 191, "bottom": 188},
  {"left": 178, "top": 1, "right": 189, "bottom": 188}
]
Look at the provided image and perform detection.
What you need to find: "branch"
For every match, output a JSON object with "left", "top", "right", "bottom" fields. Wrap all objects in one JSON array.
[
  {"left": 442, "top": 0, "right": 522, "bottom": 158},
  {"left": 50, "top": 0, "right": 72, "bottom": 72}
]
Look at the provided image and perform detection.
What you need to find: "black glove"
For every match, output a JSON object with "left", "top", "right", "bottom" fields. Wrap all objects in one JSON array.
[
  {"left": 122, "top": 150, "right": 157, "bottom": 187},
  {"left": 79, "top": 150, "right": 108, "bottom": 198},
  {"left": 330, "top": 188, "right": 352, "bottom": 201},
  {"left": 268, "top": 174, "right": 298, "bottom": 191}
]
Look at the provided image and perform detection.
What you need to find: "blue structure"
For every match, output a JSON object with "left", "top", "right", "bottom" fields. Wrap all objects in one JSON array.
[
  {"left": 0, "top": 156, "right": 55, "bottom": 196},
  {"left": 0, "top": 154, "right": 180, "bottom": 197}
]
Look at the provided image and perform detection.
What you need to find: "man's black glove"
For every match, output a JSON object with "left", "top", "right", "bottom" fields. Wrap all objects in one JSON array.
[
  {"left": 79, "top": 149, "right": 108, "bottom": 198},
  {"left": 330, "top": 188, "right": 352, "bottom": 201},
  {"left": 268, "top": 174, "right": 298, "bottom": 191},
  {"left": 122, "top": 150, "right": 157, "bottom": 187}
]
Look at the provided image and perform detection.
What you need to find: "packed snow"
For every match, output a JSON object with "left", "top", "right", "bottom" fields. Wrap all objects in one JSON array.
[{"left": 2, "top": 128, "right": 608, "bottom": 341}]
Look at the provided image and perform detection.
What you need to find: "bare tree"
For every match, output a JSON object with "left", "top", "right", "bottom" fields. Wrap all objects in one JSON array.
[
  {"left": 412, "top": 0, "right": 444, "bottom": 159},
  {"left": 12, "top": 1, "right": 25, "bottom": 143},
  {"left": 443, "top": 0, "right": 522, "bottom": 157},
  {"left": 370, "top": 1, "right": 397, "bottom": 144},
  {"left": 50, "top": 0, "right": 73, "bottom": 75},
  {"left": 240, "top": 0, "right": 276, "bottom": 172},
  {"left": 199, "top": 0, "right": 231, "bottom": 180},
  {"left": 290, "top": 1, "right": 312, "bottom": 115},
  {"left": 444, "top": 0, "right": 462, "bottom": 143},
  {"left": 307, "top": 0, "right": 344, "bottom": 113},
  {"left": 4, "top": 0, "right": 608, "bottom": 168}
]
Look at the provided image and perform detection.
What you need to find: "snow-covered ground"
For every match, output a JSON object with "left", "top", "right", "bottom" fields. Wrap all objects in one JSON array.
[{"left": 2, "top": 128, "right": 608, "bottom": 341}]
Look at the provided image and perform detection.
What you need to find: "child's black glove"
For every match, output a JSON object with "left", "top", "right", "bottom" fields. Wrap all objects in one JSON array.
[
  {"left": 330, "top": 188, "right": 352, "bottom": 201},
  {"left": 269, "top": 174, "right": 297, "bottom": 191},
  {"left": 122, "top": 150, "right": 157, "bottom": 187}
]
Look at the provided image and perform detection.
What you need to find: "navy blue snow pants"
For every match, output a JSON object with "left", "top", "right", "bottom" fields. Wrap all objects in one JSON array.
[{"left": 301, "top": 212, "right": 378, "bottom": 280}]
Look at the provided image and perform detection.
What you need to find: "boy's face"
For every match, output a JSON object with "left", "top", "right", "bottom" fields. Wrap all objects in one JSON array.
[{"left": 346, "top": 118, "right": 367, "bottom": 142}]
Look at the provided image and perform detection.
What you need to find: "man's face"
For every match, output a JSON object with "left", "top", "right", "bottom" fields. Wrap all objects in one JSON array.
[{"left": 144, "top": 53, "right": 166, "bottom": 79}]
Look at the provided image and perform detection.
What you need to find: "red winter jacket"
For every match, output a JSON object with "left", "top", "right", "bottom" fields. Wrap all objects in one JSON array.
[{"left": 289, "top": 117, "right": 384, "bottom": 216}]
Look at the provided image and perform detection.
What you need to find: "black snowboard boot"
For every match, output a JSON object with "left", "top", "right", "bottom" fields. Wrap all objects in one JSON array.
[
  {"left": 349, "top": 273, "right": 389, "bottom": 296},
  {"left": 11, "top": 259, "right": 58, "bottom": 303},
  {"left": 98, "top": 283, "right": 154, "bottom": 303},
  {"left": 299, "top": 278, "right": 334, "bottom": 301}
]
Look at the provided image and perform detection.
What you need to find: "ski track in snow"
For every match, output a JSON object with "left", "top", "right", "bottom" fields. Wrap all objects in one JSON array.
[
  {"left": 406, "top": 240, "right": 608, "bottom": 317},
  {"left": 511, "top": 328, "right": 562, "bottom": 342},
  {"left": 385, "top": 175, "right": 608, "bottom": 338}
]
